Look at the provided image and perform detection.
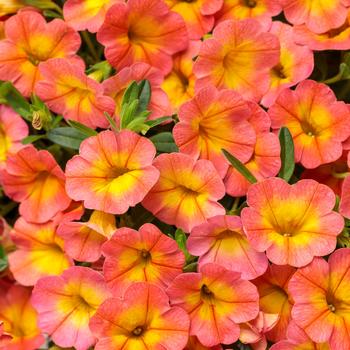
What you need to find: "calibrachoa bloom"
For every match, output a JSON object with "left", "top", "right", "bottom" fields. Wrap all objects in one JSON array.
[
  {"left": 0, "top": 145, "right": 71, "bottom": 223},
  {"left": 32, "top": 266, "right": 111, "bottom": 350},
  {"left": 173, "top": 85, "right": 255, "bottom": 178},
  {"left": 36, "top": 58, "right": 115, "bottom": 129},
  {"left": 269, "top": 80, "right": 350, "bottom": 169},
  {"left": 167, "top": 263, "right": 259, "bottom": 347},
  {"left": 8, "top": 217, "right": 73, "bottom": 286},
  {"left": 187, "top": 215, "right": 268, "bottom": 280},
  {"left": 90, "top": 282, "right": 190, "bottom": 350},
  {"left": 65, "top": 130, "right": 159, "bottom": 214},
  {"left": 142, "top": 153, "right": 225, "bottom": 232},
  {"left": 97, "top": 0, "right": 189, "bottom": 75},
  {"left": 241, "top": 177, "right": 344, "bottom": 266},
  {"left": 102, "top": 223, "right": 185, "bottom": 296},
  {"left": 0, "top": 10, "right": 81, "bottom": 97},
  {"left": 194, "top": 18, "right": 280, "bottom": 101},
  {"left": 288, "top": 248, "right": 350, "bottom": 349}
]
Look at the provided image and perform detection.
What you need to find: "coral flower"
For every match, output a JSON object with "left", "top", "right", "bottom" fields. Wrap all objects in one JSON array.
[
  {"left": 142, "top": 153, "right": 225, "bottom": 232},
  {"left": 0, "top": 10, "right": 81, "bottom": 97},
  {"left": 289, "top": 248, "right": 350, "bottom": 349},
  {"left": 63, "top": 0, "right": 121, "bottom": 33},
  {"left": 173, "top": 85, "right": 255, "bottom": 178},
  {"left": 32, "top": 266, "right": 111, "bottom": 350},
  {"left": 224, "top": 102, "right": 281, "bottom": 197},
  {"left": 102, "top": 223, "right": 185, "bottom": 296},
  {"left": 90, "top": 282, "right": 190, "bottom": 350},
  {"left": 187, "top": 215, "right": 268, "bottom": 280},
  {"left": 167, "top": 263, "right": 259, "bottom": 347},
  {"left": 185, "top": 336, "right": 223, "bottom": 350},
  {"left": 241, "top": 177, "right": 344, "bottom": 267},
  {"left": 0, "top": 105, "right": 28, "bottom": 167},
  {"left": 36, "top": 58, "right": 115, "bottom": 129},
  {"left": 0, "top": 285, "right": 44, "bottom": 350},
  {"left": 194, "top": 19, "right": 280, "bottom": 101},
  {"left": 65, "top": 130, "right": 159, "bottom": 215},
  {"left": 0, "top": 146, "right": 71, "bottom": 223},
  {"left": 252, "top": 264, "right": 296, "bottom": 342},
  {"left": 165, "top": 0, "right": 223, "bottom": 39},
  {"left": 8, "top": 217, "right": 73, "bottom": 286},
  {"left": 97, "top": 0, "right": 189, "bottom": 75},
  {"left": 269, "top": 80, "right": 350, "bottom": 169}
]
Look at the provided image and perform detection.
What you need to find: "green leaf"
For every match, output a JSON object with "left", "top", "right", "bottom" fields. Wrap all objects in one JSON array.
[
  {"left": 222, "top": 149, "right": 257, "bottom": 184},
  {"left": 122, "top": 81, "right": 139, "bottom": 106},
  {"left": 0, "top": 246, "right": 8, "bottom": 272},
  {"left": 150, "top": 132, "right": 178, "bottom": 153},
  {"left": 121, "top": 99, "right": 141, "bottom": 129},
  {"left": 22, "top": 134, "right": 46, "bottom": 145},
  {"left": 144, "top": 116, "right": 173, "bottom": 128},
  {"left": 47, "top": 127, "right": 88, "bottom": 150},
  {"left": 104, "top": 112, "right": 119, "bottom": 132},
  {"left": 137, "top": 80, "right": 151, "bottom": 113},
  {"left": 278, "top": 127, "right": 295, "bottom": 182},
  {"left": 175, "top": 229, "right": 193, "bottom": 263},
  {"left": 67, "top": 120, "right": 98, "bottom": 137}
]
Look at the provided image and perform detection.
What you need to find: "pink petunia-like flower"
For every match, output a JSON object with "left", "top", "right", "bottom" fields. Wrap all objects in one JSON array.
[
  {"left": 102, "top": 223, "right": 185, "bottom": 296},
  {"left": 241, "top": 177, "right": 344, "bottom": 267},
  {"left": 194, "top": 19, "right": 280, "bottom": 101},
  {"left": 0, "top": 145, "right": 71, "bottom": 223},
  {"left": 187, "top": 215, "right": 268, "bottom": 280},
  {"left": 36, "top": 58, "right": 115, "bottom": 129},
  {"left": 142, "top": 152, "right": 225, "bottom": 232},
  {"left": 288, "top": 248, "right": 350, "bottom": 350},
  {"left": 32, "top": 266, "right": 111, "bottom": 350},
  {"left": 173, "top": 85, "right": 255, "bottom": 178},
  {"left": 269, "top": 80, "right": 350, "bottom": 169},
  {"left": 97, "top": 0, "right": 189, "bottom": 75},
  {"left": 90, "top": 282, "right": 190, "bottom": 350},
  {"left": 167, "top": 263, "right": 259, "bottom": 347},
  {"left": 0, "top": 10, "right": 81, "bottom": 97},
  {"left": 65, "top": 130, "right": 159, "bottom": 214}
]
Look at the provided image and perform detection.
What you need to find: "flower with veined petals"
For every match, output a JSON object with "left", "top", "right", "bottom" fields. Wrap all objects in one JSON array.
[
  {"left": 194, "top": 19, "right": 280, "bottom": 101},
  {"left": 167, "top": 263, "right": 259, "bottom": 347},
  {"left": 0, "top": 145, "right": 71, "bottom": 223},
  {"left": 224, "top": 102, "right": 281, "bottom": 197},
  {"left": 165, "top": 0, "right": 223, "bottom": 39},
  {"left": 63, "top": 0, "right": 122, "bottom": 33},
  {"left": 90, "top": 282, "right": 190, "bottom": 350},
  {"left": 0, "top": 10, "right": 81, "bottom": 97},
  {"left": 97, "top": 0, "right": 188, "bottom": 75},
  {"left": 102, "top": 223, "right": 184, "bottom": 296},
  {"left": 187, "top": 215, "right": 268, "bottom": 280},
  {"left": 269, "top": 80, "right": 350, "bottom": 169},
  {"left": 241, "top": 177, "right": 344, "bottom": 266},
  {"left": 252, "top": 264, "right": 296, "bottom": 342},
  {"left": 288, "top": 248, "right": 350, "bottom": 350},
  {"left": 142, "top": 153, "right": 225, "bottom": 232},
  {"left": 65, "top": 130, "right": 159, "bottom": 214},
  {"left": 35, "top": 58, "right": 115, "bottom": 129},
  {"left": 8, "top": 217, "right": 73, "bottom": 286},
  {"left": 185, "top": 336, "right": 223, "bottom": 350},
  {"left": 0, "top": 105, "right": 28, "bottom": 167},
  {"left": 32, "top": 266, "right": 111, "bottom": 350},
  {"left": 261, "top": 21, "right": 314, "bottom": 107},
  {"left": 0, "top": 284, "right": 44, "bottom": 350},
  {"left": 173, "top": 85, "right": 255, "bottom": 178}
]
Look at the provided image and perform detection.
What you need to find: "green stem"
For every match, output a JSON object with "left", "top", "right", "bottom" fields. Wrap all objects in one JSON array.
[
  {"left": 322, "top": 72, "right": 344, "bottom": 85},
  {"left": 81, "top": 32, "right": 99, "bottom": 62}
]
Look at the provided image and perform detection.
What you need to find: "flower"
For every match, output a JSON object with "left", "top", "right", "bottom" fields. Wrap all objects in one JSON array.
[
  {"left": 0, "top": 145, "right": 71, "bottom": 223},
  {"left": 173, "top": 85, "right": 255, "bottom": 178},
  {"left": 142, "top": 152, "right": 225, "bottom": 232},
  {"left": 187, "top": 215, "right": 268, "bottom": 280},
  {"left": 90, "top": 282, "right": 190, "bottom": 350},
  {"left": 0, "top": 10, "right": 81, "bottom": 96},
  {"left": 194, "top": 18, "right": 280, "bottom": 101},
  {"left": 241, "top": 177, "right": 344, "bottom": 266},
  {"left": 167, "top": 263, "right": 259, "bottom": 347},
  {"left": 102, "top": 223, "right": 185, "bottom": 296},
  {"left": 32, "top": 266, "right": 111, "bottom": 350},
  {"left": 97, "top": 0, "right": 188, "bottom": 74},
  {"left": 288, "top": 248, "right": 350, "bottom": 349},
  {"left": 0, "top": 321, "right": 12, "bottom": 346},
  {"left": 65, "top": 130, "right": 159, "bottom": 214},
  {"left": 269, "top": 80, "right": 350, "bottom": 169},
  {"left": 185, "top": 336, "right": 223, "bottom": 349}
]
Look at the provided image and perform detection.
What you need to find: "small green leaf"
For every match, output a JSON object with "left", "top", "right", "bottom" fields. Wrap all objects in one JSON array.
[
  {"left": 0, "top": 246, "right": 8, "bottom": 272},
  {"left": 137, "top": 80, "right": 151, "bottom": 113},
  {"left": 122, "top": 81, "right": 139, "bottom": 106},
  {"left": 150, "top": 132, "right": 178, "bottom": 153},
  {"left": 47, "top": 127, "right": 88, "bottom": 150},
  {"left": 22, "top": 134, "right": 46, "bottom": 145},
  {"left": 67, "top": 120, "right": 98, "bottom": 137},
  {"left": 104, "top": 112, "right": 119, "bottom": 132},
  {"left": 121, "top": 99, "right": 141, "bottom": 129},
  {"left": 175, "top": 229, "right": 193, "bottom": 263},
  {"left": 222, "top": 149, "right": 257, "bottom": 184},
  {"left": 278, "top": 127, "right": 295, "bottom": 182},
  {"left": 144, "top": 116, "right": 173, "bottom": 128},
  {"left": 183, "top": 262, "right": 197, "bottom": 272}
]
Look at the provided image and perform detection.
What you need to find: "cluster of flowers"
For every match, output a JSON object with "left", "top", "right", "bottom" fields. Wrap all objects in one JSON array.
[{"left": 1, "top": 0, "right": 350, "bottom": 349}]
